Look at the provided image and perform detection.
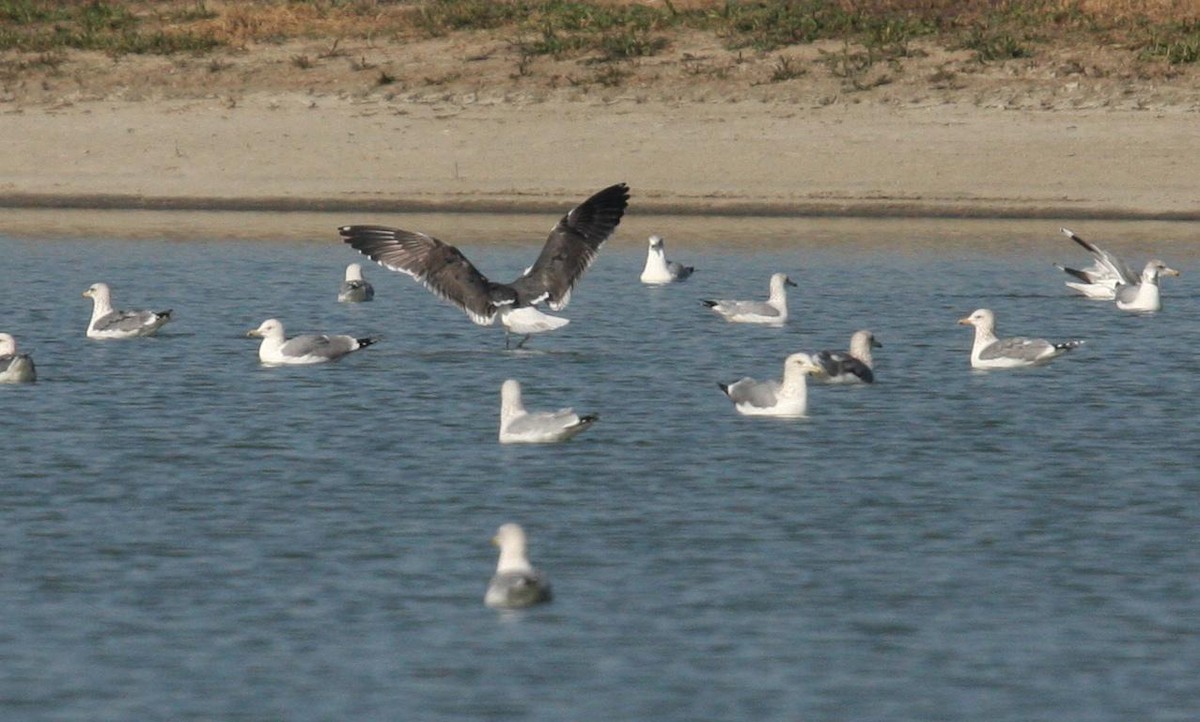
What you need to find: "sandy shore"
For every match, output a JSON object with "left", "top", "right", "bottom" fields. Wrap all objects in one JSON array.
[{"left": 2, "top": 92, "right": 1198, "bottom": 229}]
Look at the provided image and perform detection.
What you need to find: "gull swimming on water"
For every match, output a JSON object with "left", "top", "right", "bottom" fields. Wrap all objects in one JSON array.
[
  {"left": 337, "top": 263, "right": 375, "bottom": 303},
  {"left": 499, "top": 378, "right": 597, "bottom": 444},
  {"left": 719, "top": 352, "right": 822, "bottom": 417},
  {"left": 247, "top": 318, "right": 377, "bottom": 365},
  {"left": 813, "top": 330, "right": 881, "bottom": 384},
  {"left": 0, "top": 333, "right": 36, "bottom": 383},
  {"left": 339, "top": 183, "right": 630, "bottom": 348},
  {"left": 958, "top": 308, "right": 1083, "bottom": 369},
  {"left": 1057, "top": 228, "right": 1180, "bottom": 311},
  {"left": 485, "top": 523, "right": 552, "bottom": 609},
  {"left": 640, "top": 234, "right": 694, "bottom": 284},
  {"left": 82, "top": 283, "right": 172, "bottom": 339},
  {"left": 702, "top": 272, "right": 796, "bottom": 325}
]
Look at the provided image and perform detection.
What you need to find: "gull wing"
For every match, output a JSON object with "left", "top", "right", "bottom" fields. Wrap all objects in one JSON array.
[
  {"left": 1062, "top": 228, "right": 1138, "bottom": 286},
  {"left": 508, "top": 183, "right": 630, "bottom": 310}
]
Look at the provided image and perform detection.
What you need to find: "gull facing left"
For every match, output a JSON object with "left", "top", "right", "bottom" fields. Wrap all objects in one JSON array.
[{"left": 958, "top": 308, "right": 1083, "bottom": 369}]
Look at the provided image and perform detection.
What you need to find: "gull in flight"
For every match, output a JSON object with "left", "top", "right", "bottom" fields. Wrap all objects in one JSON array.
[
  {"left": 719, "top": 352, "right": 822, "bottom": 417},
  {"left": 340, "top": 183, "right": 630, "bottom": 348},
  {"left": 640, "top": 234, "right": 694, "bottom": 284},
  {"left": 82, "top": 283, "right": 172, "bottom": 339},
  {"left": 337, "top": 263, "right": 374, "bottom": 303},
  {"left": 485, "top": 523, "right": 552, "bottom": 609},
  {"left": 247, "top": 318, "right": 377, "bottom": 365},
  {"left": 958, "top": 308, "right": 1083, "bottom": 369},
  {"left": 1057, "top": 228, "right": 1180, "bottom": 312},
  {"left": 702, "top": 272, "right": 796, "bottom": 325}
]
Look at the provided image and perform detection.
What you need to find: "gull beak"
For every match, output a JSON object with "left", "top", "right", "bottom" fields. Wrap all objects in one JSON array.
[
  {"left": 785, "top": 278, "right": 797, "bottom": 287},
  {"left": 872, "top": 339, "right": 883, "bottom": 348},
  {"left": 1164, "top": 267, "right": 1181, "bottom": 276},
  {"left": 246, "top": 329, "right": 262, "bottom": 338},
  {"left": 81, "top": 289, "right": 91, "bottom": 298},
  {"left": 957, "top": 316, "right": 973, "bottom": 325},
  {"left": 491, "top": 536, "right": 500, "bottom": 547}
]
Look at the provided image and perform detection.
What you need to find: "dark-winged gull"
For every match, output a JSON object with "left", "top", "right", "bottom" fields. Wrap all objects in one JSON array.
[
  {"left": 813, "top": 330, "right": 881, "bottom": 384},
  {"left": 339, "top": 183, "right": 630, "bottom": 348},
  {"left": 83, "top": 283, "right": 172, "bottom": 339},
  {"left": 337, "top": 263, "right": 375, "bottom": 303},
  {"left": 958, "top": 308, "right": 1083, "bottom": 369},
  {"left": 0, "top": 333, "right": 36, "bottom": 383},
  {"left": 640, "top": 234, "right": 694, "bottom": 284},
  {"left": 246, "top": 318, "right": 377, "bottom": 365},
  {"left": 498, "top": 378, "right": 597, "bottom": 444},
  {"left": 719, "top": 352, "right": 822, "bottom": 417},
  {"left": 485, "top": 523, "right": 552, "bottom": 609},
  {"left": 702, "top": 272, "right": 796, "bottom": 325},
  {"left": 1057, "top": 228, "right": 1180, "bottom": 311}
]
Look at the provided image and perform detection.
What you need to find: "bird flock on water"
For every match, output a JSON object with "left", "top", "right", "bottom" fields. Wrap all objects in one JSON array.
[{"left": 2, "top": 184, "right": 1183, "bottom": 608}]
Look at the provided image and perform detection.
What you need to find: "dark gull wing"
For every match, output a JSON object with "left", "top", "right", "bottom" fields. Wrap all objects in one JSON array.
[
  {"left": 814, "top": 350, "right": 874, "bottom": 383},
  {"left": 508, "top": 183, "right": 630, "bottom": 310},
  {"left": 340, "top": 225, "right": 508, "bottom": 325},
  {"left": 94, "top": 310, "right": 168, "bottom": 333}
]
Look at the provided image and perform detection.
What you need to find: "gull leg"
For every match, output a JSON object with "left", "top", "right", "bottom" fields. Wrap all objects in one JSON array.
[{"left": 515, "top": 334, "right": 531, "bottom": 349}]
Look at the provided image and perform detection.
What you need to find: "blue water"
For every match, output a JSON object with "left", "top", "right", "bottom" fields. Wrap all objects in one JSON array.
[{"left": 2, "top": 218, "right": 1198, "bottom": 721}]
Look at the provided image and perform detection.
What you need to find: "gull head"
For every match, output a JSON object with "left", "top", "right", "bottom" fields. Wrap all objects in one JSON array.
[
  {"left": 492, "top": 523, "right": 533, "bottom": 572},
  {"left": 82, "top": 282, "right": 110, "bottom": 300},
  {"left": 648, "top": 234, "right": 664, "bottom": 250},
  {"left": 785, "top": 352, "right": 822, "bottom": 377},
  {"left": 770, "top": 273, "right": 798, "bottom": 291},
  {"left": 345, "top": 263, "right": 364, "bottom": 281},
  {"left": 1143, "top": 259, "right": 1180, "bottom": 281},
  {"left": 247, "top": 318, "right": 284, "bottom": 339},
  {"left": 0, "top": 333, "right": 16, "bottom": 355},
  {"left": 958, "top": 308, "right": 995, "bottom": 331}
]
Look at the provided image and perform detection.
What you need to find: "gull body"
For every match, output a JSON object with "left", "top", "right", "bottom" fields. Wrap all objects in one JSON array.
[
  {"left": 958, "top": 308, "right": 1083, "bottom": 369},
  {"left": 719, "top": 352, "right": 822, "bottom": 417},
  {"left": 485, "top": 523, "right": 552, "bottom": 609},
  {"left": 82, "top": 283, "right": 172, "bottom": 339},
  {"left": 340, "top": 183, "right": 629, "bottom": 348},
  {"left": 640, "top": 234, "right": 694, "bottom": 284},
  {"left": 703, "top": 273, "right": 796, "bottom": 325},
  {"left": 499, "top": 379, "right": 597, "bottom": 444},
  {"left": 813, "top": 330, "right": 881, "bottom": 384},
  {"left": 337, "top": 263, "right": 375, "bottom": 303},
  {"left": 247, "top": 318, "right": 376, "bottom": 365},
  {"left": 0, "top": 333, "right": 36, "bottom": 383}
]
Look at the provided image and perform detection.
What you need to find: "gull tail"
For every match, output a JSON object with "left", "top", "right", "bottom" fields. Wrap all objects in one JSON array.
[
  {"left": 1056, "top": 264, "right": 1093, "bottom": 283},
  {"left": 717, "top": 382, "right": 731, "bottom": 398},
  {"left": 356, "top": 337, "right": 380, "bottom": 349},
  {"left": 701, "top": 299, "right": 718, "bottom": 308},
  {"left": 1054, "top": 339, "right": 1085, "bottom": 352},
  {"left": 156, "top": 310, "right": 173, "bottom": 320}
]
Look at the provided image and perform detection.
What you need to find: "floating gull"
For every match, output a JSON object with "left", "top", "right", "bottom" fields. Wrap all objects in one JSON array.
[
  {"left": 958, "top": 308, "right": 1083, "bottom": 370},
  {"left": 337, "top": 263, "right": 375, "bottom": 303},
  {"left": 486, "top": 523, "right": 552, "bottom": 609},
  {"left": 247, "top": 318, "right": 377, "bottom": 365},
  {"left": 1058, "top": 228, "right": 1180, "bottom": 311},
  {"left": 0, "top": 333, "right": 36, "bottom": 383},
  {"left": 340, "top": 183, "right": 630, "bottom": 348},
  {"left": 813, "top": 330, "right": 881, "bottom": 384},
  {"left": 702, "top": 272, "right": 796, "bottom": 325},
  {"left": 83, "top": 283, "right": 172, "bottom": 339},
  {"left": 719, "top": 352, "right": 822, "bottom": 417},
  {"left": 499, "top": 378, "right": 597, "bottom": 444},
  {"left": 640, "top": 234, "right": 694, "bottom": 284}
]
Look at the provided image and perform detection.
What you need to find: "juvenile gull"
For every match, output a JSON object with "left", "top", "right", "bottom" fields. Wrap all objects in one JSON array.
[
  {"left": 702, "top": 272, "right": 796, "bottom": 325},
  {"left": 0, "top": 333, "right": 36, "bottom": 383},
  {"left": 498, "top": 378, "right": 597, "bottom": 444},
  {"left": 485, "top": 523, "right": 552, "bottom": 609},
  {"left": 1058, "top": 228, "right": 1180, "bottom": 311},
  {"left": 958, "top": 308, "right": 1083, "bottom": 370},
  {"left": 640, "top": 234, "right": 694, "bottom": 284},
  {"left": 247, "top": 318, "right": 377, "bottom": 365},
  {"left": 813, "top": 330, "right": 881, "bottom": 384},
  {"left": 719, "top": 352, "right": 822, "bottom": 418},
  {"left": 340, "top": 183, "right": 630, "bottom": 348},
  {"left": 82, "top": 283, "right": 172, "bottom": 339},
  {"left": 337, "top": 263, "right": 375, "bottom": 303}
]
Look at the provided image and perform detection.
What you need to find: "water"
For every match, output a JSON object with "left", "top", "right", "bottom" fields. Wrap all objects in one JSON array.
[{"left": 2, "top": 217, "right": 1198, "bottom": 721}]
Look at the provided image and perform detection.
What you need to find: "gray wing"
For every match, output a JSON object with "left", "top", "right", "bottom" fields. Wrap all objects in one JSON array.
[
  {"left": 279, "top": 334, "right": 357, "bottom": 359},
  {"left": 507, "top": 183, "right": 629, "bottom": 310},
  {"left": 667, "top": 261, "right": 694, "bottom": 280},
  {"left": 717, "top": 300, "right": 780, "bottom": 317},
  {"left": 340, "top": 226, "right": 510, "bottom": 325},
  {"left": 1114, "top": 283, "right": 1142, "bottom": 304},
  {"left": 979, "top": 336, "right": 1055, "bottom": 361},
  {"left": 486, "top": 570, "right": 552, "bottom": 608},
  {"left": 505, "top": 408, "right": 580, "bottom": 436},
  {"left": 721, "top": 378, "right": 779, "bottom": 408},
  {"left": 94, "top": 310, "right": 167, "bottom": 332},
  {"left": 814, "top": 350, "right": 873, "bottom": 383},
  {"left": 1064, "top": 229, "right": 1138, "bottom": 285}
]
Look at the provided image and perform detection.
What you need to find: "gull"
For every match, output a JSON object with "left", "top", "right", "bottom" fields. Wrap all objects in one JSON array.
[
  {"left": 1058, "top": 228, "right": 1180, "bottom": 311},
  {"left": 958, "top": 308, "right": 1083, "bottom": 369},
  {"left": 640, "top": 234, "right": 694, "bottom": 284},
  {"left": 337, "top": 263, "right": 374, "bottom": 303},
  {"left": 82, "top": 283, "right": 172, "bottom": 339},
  {"left": 0, "top": 333, "right": 36, "bottom": 383},
  {"left": 813, "top": 330, "right": 881, "bottom": 384},
  {"left": 702, "top": 272, "right": 796, "bottom": 325},
  {"left": 718, "top": 352, "right": 822, "bottom": 417},
  {"left": 246, "top": 318, "right": 377, "bottom": 365},
  {"left": 485, "top": 523, "right": 552, "bottom": 609},
  {"left": 498, "top": 378, "right": 597, "bottom": 444},
  {"left": 339, "top": 183, "right": 630, "bottom": 348}
]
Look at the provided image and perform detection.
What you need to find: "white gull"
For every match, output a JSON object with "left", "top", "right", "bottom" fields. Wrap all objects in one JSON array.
[
  {"left": 719, "top": 352, "right": 822, "bottom": 417},
  {"left": 247, "top": 318, "right": 377, "bottom": 365},
  {"left": 702, "top": 272, "right": 796, "bottom": 325},
  {"left": 485, "top": 523, "right": 552, "bottom": 609},
  {"left": 640, "top": 234, "right": 694, "bottom": 284},
  {"left": 0, "top": 333, "right": 37, "bottom": 383},
  {"left": 499, "top": 378, "right": 597, "bottom": 444},
  {"left": 1057, "top": 228, "right": 1179, "bottom": 311},
  {"left": 337, "top": 263, "right": 375, "bottom": 303},
  {"left": 83, "top": 283, "right": 172, "bottom": 339},
  {"left": 958, "top": 308, "right": 1083, "bottom": 369}
]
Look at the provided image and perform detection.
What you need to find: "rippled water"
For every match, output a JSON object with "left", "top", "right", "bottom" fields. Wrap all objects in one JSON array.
[{"left": 2, "top": 218, "right": 1198, "bottom": 721}]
